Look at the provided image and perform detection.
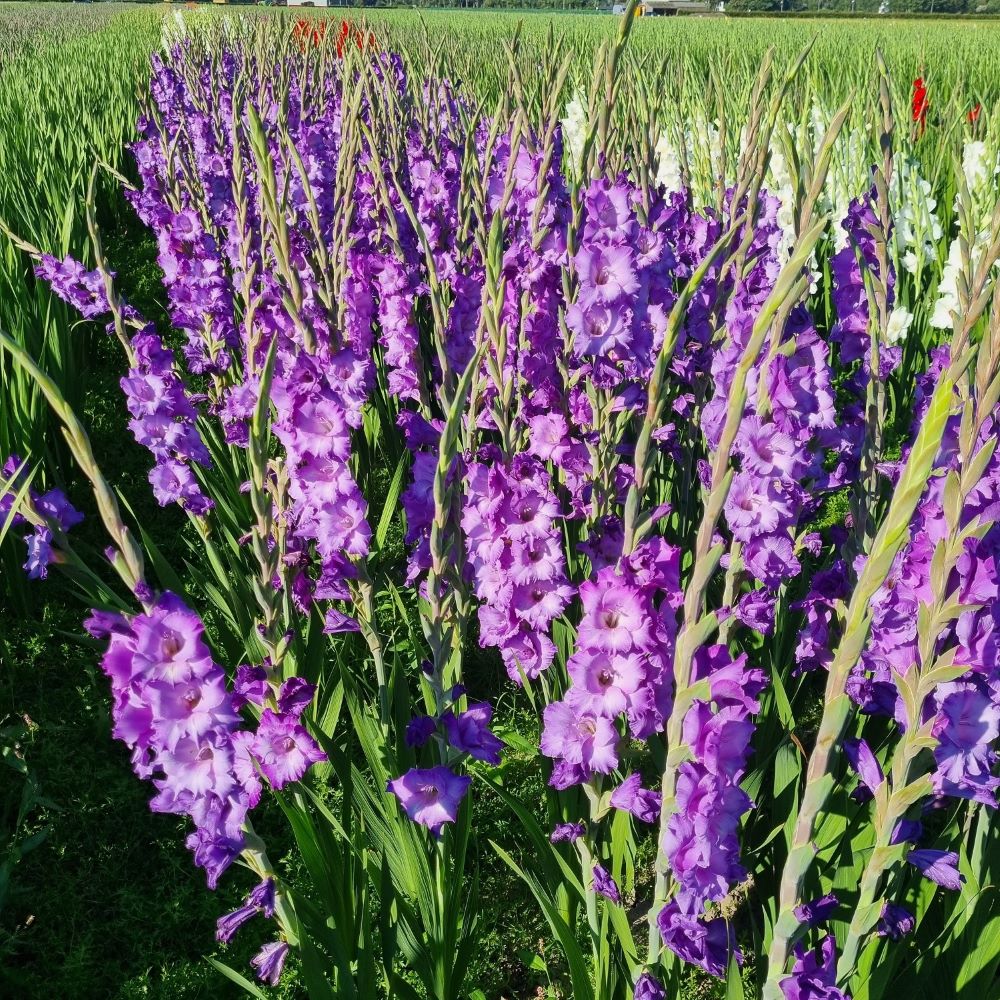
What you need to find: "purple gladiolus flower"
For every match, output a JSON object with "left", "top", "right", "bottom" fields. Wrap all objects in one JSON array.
[
  {"left": 442, "top": 703, "right": 504, "bottom": 764},
  {"left": 540, "top": 700, "right": 619, "bottom": 776},
  {"left": 216, "top": 903, "right": 258, "bottom": 944},
  {"left": 277, "top": 677, "right": 316, "bottom": 718},
  {"left": 735, "top": 589, "right": 777, "bottom": 634},
  {"left": 233, "top": 665, "right": 269, "bottom": 709},
  {"left": 215, "top": 876, "right": 278, "bottom": 943},
  {"left": 405, "top": 715, "right": 437, "bottom": 748},
  {"left": 86, "top": 592, "right": 253, "bottom": 887},
  {"left": 577, "top": 577, "right": 651, "bottom": 653},
  {"left": 610, "top": 773, "right": 661, "bottom": 823},
  {"left": 387, "top": 766, "right": 471, "bottom": 835},
  {"left": 657, "top": 900, "right": 738, "bottom": 978},
  {"left": 877, "top": 903, "right": 915, "bottom": 939},
  {"left": 1, "top": 460, "right": 83, "bottom": 580},
  {"left": 247, "top": 878, "right": 276, "bottom": 917},
  {"left": 907, "top": 849, "right": 965, "bottom": 890},
  {"left": 591, "top": 864, "right": 621, "bottom": 903},
  {"left": 252, "top": 709, "right": 327, "bottom": 789},
  {"left": 633, "top": 972, "right": 666, "bottom": 1000},
  {"left": 780, "top": 935, "right": 849, "bottom": 1000},
  {"left": 794, "top": 893, "right": 839, "bottom": 926},
  {"left": 24, "top": 526, "right": 54, "bottom": 579},
  {"left": 932, "top": 683, "right": 1000, "bottom": 806},
  {"left": 251, "top": 940, "right": 289, "bottom": 985},
  {"left": 890, "top": 819, "right": 923, "bottom": 845},
  {"left": 323, "top": 607, "right": 361, "bottom": 634},
  {"left": 550, "top": 821, "right": 585, "bottom": 843},
  {"left": 843, "top": 738, "right": 884, "bottom": 802},
  {"left": 34, "top": 254, "right": 111, "bottom": 319}
]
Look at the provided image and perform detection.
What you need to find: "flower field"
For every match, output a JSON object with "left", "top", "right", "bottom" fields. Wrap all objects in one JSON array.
[{"left": 2, "top": 4, "right": 1000, "bottom": 999}]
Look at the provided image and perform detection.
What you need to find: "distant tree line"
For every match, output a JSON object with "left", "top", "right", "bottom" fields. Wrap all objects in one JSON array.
[
  {"left": 364, "top": 0, "right": 1000, "bottom": 9},
  {"left": 145, "top": 0, "right": 1000, "bottom": 11},
  {"left": 726, "top": 0, "right": 1000, "bottom": 12},
  {"left": 337, "top": 0, "right": 1000, "bottom": 11}
]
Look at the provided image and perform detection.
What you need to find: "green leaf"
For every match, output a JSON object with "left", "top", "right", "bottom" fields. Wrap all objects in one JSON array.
[
  {"left": 375, "top": 450, "right": 408, "bottom": 551},
  {"left": 205, "top": 957, "right": 267, "bottom": 998},
  {"left": 726, "top": 952, "right": 746, "bottom": 1000},
  {"left": 491, "top": 842, "right": 595, "bottom": 1000}
]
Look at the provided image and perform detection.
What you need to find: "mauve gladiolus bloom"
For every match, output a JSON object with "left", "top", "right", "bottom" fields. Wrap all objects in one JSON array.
[
  {"left": 907, "top": 849, "right": 966, "bottom": 890},
  {"left": 575, "top": 244, "right": 639, "bottom": 305},
  {"left": 34, "top": 254, "right": 111, "bottom": 319},
  {"left": 86, "top": 593, "right": 256, "bottom": 889},
  {"left": 252, "top": 709, "right": 327, "bottom": 790},
  {"left": 794, "top": 893, "right": 839, "bottom": 926},
  {"left": 251, "top": 940, "right": 289, "bottom": 985},
  {"left": 633, "top": 973, "right": 666, "bottom": 1000},
  {"left": 578, "top": 578, "right": 651, "bottom": 653},
  {"left": 591, "top": 864, "right": 621, "bottom": 903},
  {"left": 932, "top": 682, "right": 1000, "bottom": 806},
  {"left": 540, "top": 700, "right": 619, "bottom": 775},
  {"left": 877, "top": 903, "right": 915, "bottom": 939},
  {"left": 388, "top": 766, "right": 471, "bottom": 835}
]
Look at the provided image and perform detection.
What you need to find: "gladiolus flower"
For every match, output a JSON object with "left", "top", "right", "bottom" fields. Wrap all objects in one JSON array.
[
  {"left": 912, "top": 77, "right": 929, "bottom": 133},
  {"left": 387, "top": 766, "right": 471, "bottom": 835}
]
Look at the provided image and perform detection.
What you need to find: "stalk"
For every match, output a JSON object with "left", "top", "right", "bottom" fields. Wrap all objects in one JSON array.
[
  {"left": 762, "top": 359, "right": 967, "bottom": 997},
  {"left": 645, "top": 223, "right": 827, "bottom": 964},
  {"left": 836, "top": 240, "right": 1000, "bottom": 988},
  {"left": 0, "top": 330, "right": 145, "bottom": 597},
  {"left": 852, "top": 53, "right": 894, "bottom": 556}
]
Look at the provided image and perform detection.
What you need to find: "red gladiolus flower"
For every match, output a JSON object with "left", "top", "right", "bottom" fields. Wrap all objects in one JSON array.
[
  {"left": 292, "top": 19, "right": 328, "bottom": 52},
  {"left": 335, "top": 20, "right": 375, "bottom": 58},
  {"left": 969, "top": 103, "right": 982, "bottom": 124},
  {"left": 912, "top": 77, "right": 929, "bottom": 134}
]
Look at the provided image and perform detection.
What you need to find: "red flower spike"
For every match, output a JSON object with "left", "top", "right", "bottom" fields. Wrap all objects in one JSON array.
[{"left": 912, "top": 77, "right": 929, "bottom": 135}]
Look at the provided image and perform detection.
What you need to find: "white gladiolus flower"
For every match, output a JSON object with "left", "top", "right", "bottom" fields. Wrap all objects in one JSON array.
[
  {"left": 885, "top": 307, "right": 914, "bottom": 346},
  {"left": 889, "top": 153, "right": 941, "bottom": 277},
  {"left": 933, "top": 140, "right": 1000, "bottom": 330},
  {"left": 931, "top": 237, "right": 966, "bottom": 330},
  {"left": 962, "top": 140, "right": 990, "bottom": 194},
  {"left": 162, "top": 10, "right": 187, "bottom": 53},
  {"left": 807, "top": 100, "right": 870, "bottom": 251},
  {"left": 652, "top": 112, "right": 724, "bottom": 205},
  {"left": 561, "top": 90, "right": 588, "bottom": 176},
  {"left": 766, "top": 125, "right": 820, "bottom": 290},
  {"left": 654, "top": 132, "right": 683, "bottom": 195}
]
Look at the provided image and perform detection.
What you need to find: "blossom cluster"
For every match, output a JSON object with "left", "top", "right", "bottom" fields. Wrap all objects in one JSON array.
[
  {"left": 1, "top": 454, "right": 83, "bottom": 578},
  {"left": 463, "top": 451, "right": 573, "bottom": 683},
  {"left": 83, "top": 592, "right": 324, "bottom": 984}
]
